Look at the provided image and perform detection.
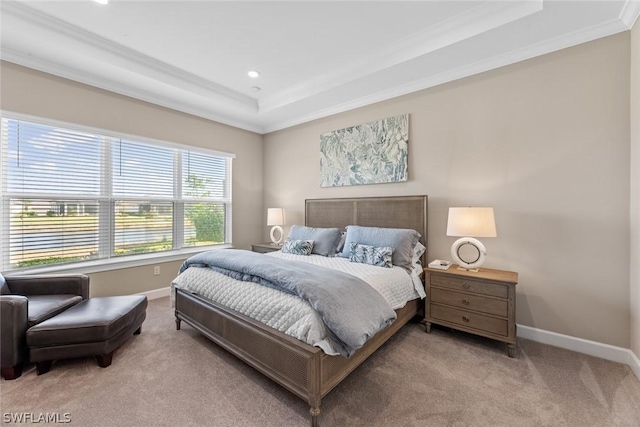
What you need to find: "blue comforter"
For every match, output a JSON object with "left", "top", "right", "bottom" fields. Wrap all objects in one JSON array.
[{"left": 180, "top": 249, "right": 397, "bottom": 357}]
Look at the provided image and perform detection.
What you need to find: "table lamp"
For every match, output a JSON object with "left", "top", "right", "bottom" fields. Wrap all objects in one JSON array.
[
  {"left": 267, "top": 208, "right": 285, "bottom": 245},
  {"left": 446, "top": 207, "right": 497, "bottom": 272}
]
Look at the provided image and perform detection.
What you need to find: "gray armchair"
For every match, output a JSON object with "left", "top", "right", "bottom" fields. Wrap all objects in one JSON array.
[{"left": 1, "top": 273, "right": 89, "bottom": 380}]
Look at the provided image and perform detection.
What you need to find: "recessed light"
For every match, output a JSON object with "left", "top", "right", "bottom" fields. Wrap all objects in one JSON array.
[
  {"left": 247, "top": 70, "right": 260, "bottom": 79},
  {"left": 95, "top": 0, "right": 109, "bottom": 4},
  {"left": 251, "top": 86, "right": 261, "bottom": 93}
]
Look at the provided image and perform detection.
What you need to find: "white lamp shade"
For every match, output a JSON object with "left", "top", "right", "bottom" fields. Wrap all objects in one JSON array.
[
  {"left": 447, "top": 207, "right": 497, "bottom": 238},
  {"left": 267, "top": 208, "right": 285, "bottom": 226}
]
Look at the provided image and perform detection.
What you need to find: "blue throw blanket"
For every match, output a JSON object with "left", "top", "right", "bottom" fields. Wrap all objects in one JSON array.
[{"left": 180, "top": 249, "right": 397, "bottom": 357}]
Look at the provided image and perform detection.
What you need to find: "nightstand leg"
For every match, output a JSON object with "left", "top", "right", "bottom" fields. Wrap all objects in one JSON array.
[
  {"left": 425, "top": 322, "right": 432, "bottom": 334},
  {"left": 507, "top": 343, "right": 516, "bottom": 358}
]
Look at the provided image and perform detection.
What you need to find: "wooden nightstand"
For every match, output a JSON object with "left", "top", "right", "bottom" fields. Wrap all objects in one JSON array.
[
  {"left": 424, "top": 265, "right": 518, "bottom": 357},
  {"left": 251, "top": 243, "right": 281, "bottom": 254}
]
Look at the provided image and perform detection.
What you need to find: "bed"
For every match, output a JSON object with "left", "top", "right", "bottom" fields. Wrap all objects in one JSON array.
[{"left": 173, "top": 195, "right": 428, "bottom": 426}]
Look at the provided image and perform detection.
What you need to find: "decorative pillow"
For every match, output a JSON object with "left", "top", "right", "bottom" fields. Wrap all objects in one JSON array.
[
  {"left": 0, "top": 273, "right": 10, "bottom": 295},
  {"left": 288, "top": 225, "right": 342, "bottom": 256},
  {"left": 281, "top": 239, "right": 314, "bottom": 255},
  {"left": 339, "top": 225, "right": 421, "bottom": 273},
  {"left": 349, "top": 242, "right": 393, "bottom": 268}
]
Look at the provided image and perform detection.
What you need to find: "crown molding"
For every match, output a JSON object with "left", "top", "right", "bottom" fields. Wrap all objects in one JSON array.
[
  {"left": 1, "top": 1, "right": 257, "bottom": 111},
  {"left": 262, "top": 16, "right": 628, "bottom": 134},
  {"left": 258, "top": 0, "right": 543, "bottom": 114},
  {"left": 0, "top": 48, "right": 265, "bottom": 134},
  {"left": 1, "top": 1, "right": 633, "bottom": 136},
  {"left": 620, "top": 0, "right": 640, "bottom": 28}
]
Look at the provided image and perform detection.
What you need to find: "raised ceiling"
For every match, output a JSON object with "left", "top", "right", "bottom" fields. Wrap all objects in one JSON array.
[{"left": 1, "top": 1, "right": 639, "bottom": 134}]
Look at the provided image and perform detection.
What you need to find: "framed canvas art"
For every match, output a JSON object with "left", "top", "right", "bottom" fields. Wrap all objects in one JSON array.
[{"left": 320, "top": 114, "right": 408, "bottom": 187}]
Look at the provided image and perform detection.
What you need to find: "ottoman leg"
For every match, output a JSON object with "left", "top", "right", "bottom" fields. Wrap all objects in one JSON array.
[
  {"left": 134, "top": 326, "right": 142, "bottom": 335},
  {"left": 36, "top": 361, "right": 53, "bottom": 375},
  {"left": 96, "top": 351, "right": 114, "bottom": 368}
]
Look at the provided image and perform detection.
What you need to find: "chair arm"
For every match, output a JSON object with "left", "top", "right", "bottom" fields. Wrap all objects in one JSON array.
[
  {"left": 0, "top": 296, "right": 28, "bottom": 369},
  {"left": 6, "top": 275, "right": 89, "bottom": 300}
]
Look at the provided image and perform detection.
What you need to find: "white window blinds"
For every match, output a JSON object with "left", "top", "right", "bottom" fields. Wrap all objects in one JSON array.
[
  {"left": 182, "top": 150, "right": 231, "bottom": 247},
  {"left": 113, "top": 139, "right": 175, "bottom": 198},
  {"left": 0, "top": 116, "right": 233, "bottom": 271}
]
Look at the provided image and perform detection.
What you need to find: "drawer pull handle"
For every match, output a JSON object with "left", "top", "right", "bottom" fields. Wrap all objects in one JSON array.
[
  {"left": 462, "top": 282, "right": 470, "bottom": 289},
  {"left": 462, "top": 316, "right": 470, "bottom": 322},
  {"left": 462, "top": 299, "right": 470, "bottom": 305}
]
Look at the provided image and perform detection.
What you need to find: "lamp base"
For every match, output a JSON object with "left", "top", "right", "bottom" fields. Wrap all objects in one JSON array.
[
  {"left": 456, "top": 266, "right": 479, "bottom": 273},
  {"left": 451, "top": 237, "right": 487, "bottom": 271},
  {"left": 270, "top": 225, "right": 284, "bottom": 245}
]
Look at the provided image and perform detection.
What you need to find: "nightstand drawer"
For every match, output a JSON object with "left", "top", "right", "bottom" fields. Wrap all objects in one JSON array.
[
  {"left": 431, "top": 275, "right": 508, "bottom": 298},
  {"left": 431, "top": 304, "right": 508, "bottom": 336},
  {"left": 430, "top": 288, "right": 508, "bottom": 317}
]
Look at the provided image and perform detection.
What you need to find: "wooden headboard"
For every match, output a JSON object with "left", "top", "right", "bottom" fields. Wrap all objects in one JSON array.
[{"left": 305, "top": 195, "right": 428, "bottom": 263}]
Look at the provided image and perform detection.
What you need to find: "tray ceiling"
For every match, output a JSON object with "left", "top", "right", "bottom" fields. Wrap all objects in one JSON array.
[{"left": 1, "top": 1, "right": 638, "bottom": 134}]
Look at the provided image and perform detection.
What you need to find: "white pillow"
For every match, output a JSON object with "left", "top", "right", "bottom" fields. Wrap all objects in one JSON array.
[{"left": 412, "top": 241, "right": 426, "bottom": 265}]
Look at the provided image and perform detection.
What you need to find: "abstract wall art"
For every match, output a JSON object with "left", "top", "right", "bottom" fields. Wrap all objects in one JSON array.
[{"left": 320, "top": 114, "right": 408, "bottom": 187}]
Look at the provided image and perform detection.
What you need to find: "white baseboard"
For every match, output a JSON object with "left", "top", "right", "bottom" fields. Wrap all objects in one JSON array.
[
  {"left": 628, "top": 349, "right": 640, "bottom": 381},
  {"left": 137, "top": 286, "right": 170, "bottom": 300},
  {"left": 518, "top": 324, "right": 640, "bottom": 381}
]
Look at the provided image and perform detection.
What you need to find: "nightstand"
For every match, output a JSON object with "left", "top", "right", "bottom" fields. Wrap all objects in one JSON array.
[
  {"left": 251, "top": 243, "right": 281, "bottom": 254},
  {"left": 424, "top": 265, "right": 518, "bottom": 357}
]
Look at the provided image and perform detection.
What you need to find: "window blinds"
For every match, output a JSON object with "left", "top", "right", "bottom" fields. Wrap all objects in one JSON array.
[{"left": 0, "top": 116, "right": 233, "bottom": 271}]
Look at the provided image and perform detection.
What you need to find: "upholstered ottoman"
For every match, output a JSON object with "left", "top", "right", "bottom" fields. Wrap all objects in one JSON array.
[{"left": 26, "top": 295, "right": 147, "bottom": 375}]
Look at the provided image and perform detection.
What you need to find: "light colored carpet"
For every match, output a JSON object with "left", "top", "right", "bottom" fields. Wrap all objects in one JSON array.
[{"left": 1, "top": 297, "right": 639, "bottom": 426}]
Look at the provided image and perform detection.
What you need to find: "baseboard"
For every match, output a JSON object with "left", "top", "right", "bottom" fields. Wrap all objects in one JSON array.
[
  {"left": 518, "top": 324, "right": 640, "bottom": 381},
  {"left": 628, "top": 349, "right": 640, "bottom": 381},
  {"left": 137, "top": 286, "right": 170, "bottom": 301}
]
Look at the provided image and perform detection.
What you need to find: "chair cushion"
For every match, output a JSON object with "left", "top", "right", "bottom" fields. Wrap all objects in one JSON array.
[
  {"left": 27, "top": 295, "right": 83, "bottom": 327},
  {"left": 0, "top": 273, "right": 10, "bottom": 295},
  {"left": 27, "top": 296, "right": 147, "bottom": 347}
]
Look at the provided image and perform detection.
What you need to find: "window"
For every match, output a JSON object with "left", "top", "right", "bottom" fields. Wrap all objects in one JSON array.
[{"left": 0, "top": 116, "right": 233, "bottom": 271}]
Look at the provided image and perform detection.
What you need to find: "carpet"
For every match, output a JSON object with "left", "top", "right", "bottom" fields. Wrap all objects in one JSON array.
[{"left": 1, "top": 297, "right": 639, "bottom": 426}]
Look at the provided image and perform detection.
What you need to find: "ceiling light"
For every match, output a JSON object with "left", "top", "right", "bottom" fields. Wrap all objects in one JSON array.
[
  {"left": 247, "top": 70, "right": 260, "bottom": 79},
  {"left": 95, "top": 0, "right": 109, "bottom": 4},
  {"left": 251, "top": 86, "right": 261, "bottom": 93}
]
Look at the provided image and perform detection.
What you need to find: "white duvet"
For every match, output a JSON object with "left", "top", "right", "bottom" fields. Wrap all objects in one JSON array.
[{"left": 171, "top": 251, "right": 424, "bottom": 355}]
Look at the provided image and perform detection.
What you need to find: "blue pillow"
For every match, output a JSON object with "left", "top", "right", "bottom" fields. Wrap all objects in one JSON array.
[
  {"left": 281, "top": 239, "right": 314, "bottom": 255},
  {"left": 339, "top": 225, "right": 421, "bottom": 272},
  {"left": 349, "top": 242, "right": 393, "bottom": 268},
  {"left": 288, "top": 225, "right": 342, "bottom": 256}
]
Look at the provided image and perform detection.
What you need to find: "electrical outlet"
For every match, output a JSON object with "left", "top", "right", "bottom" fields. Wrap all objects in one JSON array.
[{"left": 153, "top": 266, "right": 160, "bottom": 276}]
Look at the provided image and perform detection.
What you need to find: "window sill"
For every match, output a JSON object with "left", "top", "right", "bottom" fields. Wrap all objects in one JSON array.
[{"left": 3, "top": 245, "right": 233, "bottom": 276}]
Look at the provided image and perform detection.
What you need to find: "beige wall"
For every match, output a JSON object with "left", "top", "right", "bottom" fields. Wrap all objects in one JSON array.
[
  {"left": 89, "top": 260, "right": 185, "bottom": 298},
  {"left": 264, "top": 33, "right": 632, "bottom": 348},
  {"left": 0, "top": 61, "right": 264, "bottom": 297},
  {"left": 631, "top": 22, "right": 640, "bottom": 357},
  {"left": 1, "top": 32, "right": 635, "bottom": 348}
]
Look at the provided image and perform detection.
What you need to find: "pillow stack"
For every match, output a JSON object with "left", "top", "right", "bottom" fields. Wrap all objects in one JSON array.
[
  {"left": 287, "top": 225, "right": 342, "bottom": 257},
  {"left": 280, "top": 224, "right": 424, "bottom": 272},
  {"left": 339, "top": 225, "right": 421, "bottom": 272}
]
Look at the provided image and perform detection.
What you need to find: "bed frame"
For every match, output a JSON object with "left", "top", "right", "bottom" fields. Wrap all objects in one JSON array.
[{"left": 174, "top": 195, "right": 428, "bottom": 426}]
